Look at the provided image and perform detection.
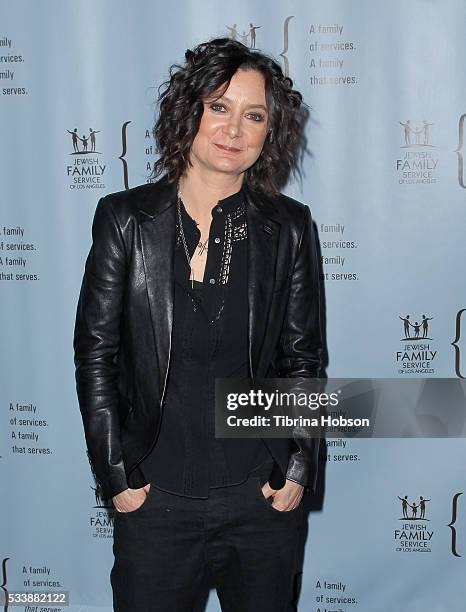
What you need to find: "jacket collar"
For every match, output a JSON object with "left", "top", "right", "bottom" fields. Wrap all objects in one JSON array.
[{"left": 137, "top": 173, "right": 281, "bottom": 225}]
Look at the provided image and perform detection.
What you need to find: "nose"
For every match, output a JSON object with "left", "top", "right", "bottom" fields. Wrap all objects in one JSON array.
[{"left": 223, "top": 113, "right": 242, "bottom": 139}]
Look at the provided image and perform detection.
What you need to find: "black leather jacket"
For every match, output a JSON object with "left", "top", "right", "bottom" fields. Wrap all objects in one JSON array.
[{"left": 73, "top": 175, "right": 323, "bottom": 499}]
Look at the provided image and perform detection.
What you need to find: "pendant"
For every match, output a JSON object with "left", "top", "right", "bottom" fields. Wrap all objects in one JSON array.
[{"left": 198, "top": 240, "right": 208, "bottom": 256}]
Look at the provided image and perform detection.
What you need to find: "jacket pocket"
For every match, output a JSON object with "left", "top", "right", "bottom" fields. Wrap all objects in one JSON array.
[{"left": 118, "top": 395, "right": 134, "bottom": 426}]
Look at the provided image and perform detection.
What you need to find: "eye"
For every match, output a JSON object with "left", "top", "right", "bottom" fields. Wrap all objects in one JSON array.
[
  {"left": 246, "top": 112, "right": 265, "bottom": 122},
  {"left": 209, "top": 103, "right": 226, "bottom": 112},
  {"left": 209, "top": 103, "right": 265, "bottom": 122}
]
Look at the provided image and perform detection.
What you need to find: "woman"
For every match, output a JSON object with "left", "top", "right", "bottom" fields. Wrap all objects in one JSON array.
[{"left": 74, "top": 37, "right": 323, "bottom": 611}]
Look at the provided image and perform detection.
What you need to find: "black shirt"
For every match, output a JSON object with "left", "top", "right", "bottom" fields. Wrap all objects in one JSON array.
[{"left": 139, "top": 186, "right": 271, "bottom": 497}]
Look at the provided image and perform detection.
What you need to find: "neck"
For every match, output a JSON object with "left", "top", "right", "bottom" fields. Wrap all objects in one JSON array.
[{"left": 178, "top": 167, "right": 244, "bottom": 220}]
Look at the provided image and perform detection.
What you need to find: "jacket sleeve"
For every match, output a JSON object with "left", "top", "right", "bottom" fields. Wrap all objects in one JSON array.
[
  {"left": 73, "top": 196, "right": 129, "bottom": 500},
  {"left": 274, "top": 205, "right": 324, "bottom": 493}
]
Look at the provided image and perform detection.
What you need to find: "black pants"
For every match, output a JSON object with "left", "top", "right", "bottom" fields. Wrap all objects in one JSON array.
[{"left": 111, "top": 468, "right": 302, "bottom": 611}]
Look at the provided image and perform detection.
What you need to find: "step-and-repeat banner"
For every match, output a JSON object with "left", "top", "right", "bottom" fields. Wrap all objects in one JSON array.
[{"left": 1, "top": 1, "right": 466, "bottom": 610}]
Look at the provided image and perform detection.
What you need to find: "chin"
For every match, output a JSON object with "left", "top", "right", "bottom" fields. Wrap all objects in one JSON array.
[
  {"left": 212, "top": 155, "right": 257, "bottom": 171},
  {"left": 210, "top": 159, "right": 245, "bottom": 173}
]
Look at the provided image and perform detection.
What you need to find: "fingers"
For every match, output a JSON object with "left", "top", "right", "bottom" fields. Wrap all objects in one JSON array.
[
  {"left": 270, "top": 490, "right": 303, "bottom": 512},
  {"left": 261, "top": 480, "right": 303, "bottom": 511},
  {"left": 261, "top": 482, "right": 276, "bottom": 499},
  {"left": 114, "top": 486, "right": 149, "bottom": 512},
  {"left": 271, "top": 496, "right": 298, "bottom": 511}
]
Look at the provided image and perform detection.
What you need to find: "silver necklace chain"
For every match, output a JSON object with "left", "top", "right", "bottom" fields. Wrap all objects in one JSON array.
[
  {"left": 176, "top": 191, "right": 194, "bottom": 286},
  {"left": 176, "top": 188, "right": 245, "bottom": 324}
]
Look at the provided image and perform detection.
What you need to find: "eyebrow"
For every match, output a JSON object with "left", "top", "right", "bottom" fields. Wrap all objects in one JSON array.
[{"left": 215, "top": 94, "right": 268, "bottom": 113}]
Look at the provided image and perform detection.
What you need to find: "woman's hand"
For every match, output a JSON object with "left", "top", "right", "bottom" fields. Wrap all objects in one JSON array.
[
  {"left": 113, "top": 484, "right": 151, "bottom": 513},
  {"left": 261, "top": 479, "right": 303, "bottom": 511}
]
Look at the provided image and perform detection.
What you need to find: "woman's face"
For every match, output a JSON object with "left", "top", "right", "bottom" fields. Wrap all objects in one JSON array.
[{"left": 189, "top": 68, "right": 269, "bottom": 179}]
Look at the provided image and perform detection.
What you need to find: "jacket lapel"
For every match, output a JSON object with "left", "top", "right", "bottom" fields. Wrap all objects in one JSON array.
[
  {"left": 137, "top": 177, "right": 281, "bottom": 398},
  {"left": 137, "top": 178, "right": 177, "bottom": 402},
  {"left": 243, "top": 186, "right": 281, "bottom": 379}
]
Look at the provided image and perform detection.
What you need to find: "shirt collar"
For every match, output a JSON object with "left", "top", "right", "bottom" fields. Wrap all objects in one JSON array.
[
  {"left": 178, "top": 185, "right": 245, "bottom": 235},
  {"left": 211, "top": 186, "right": 244, "bottom": 217}
]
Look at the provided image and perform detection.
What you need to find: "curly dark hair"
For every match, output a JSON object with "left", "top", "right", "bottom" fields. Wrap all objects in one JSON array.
[{"left": 151, "top": 37, "right": 308, "bottom": 196}]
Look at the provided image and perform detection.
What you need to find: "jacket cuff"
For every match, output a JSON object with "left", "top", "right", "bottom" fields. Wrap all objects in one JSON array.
[
  {"left": 100, "top": 471, "right": 129, "bottom": 501},
  {"left": 286, "top": 455, "right": 314, "bottom": 491}
]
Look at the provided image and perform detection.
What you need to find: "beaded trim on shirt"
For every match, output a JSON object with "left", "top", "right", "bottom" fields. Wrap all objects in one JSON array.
[
  {"left": 219, "top": 200, "right": 247, "bottom": 286},
  {"left": 175, "top": 200, "right": 247, "bottom": 286}
]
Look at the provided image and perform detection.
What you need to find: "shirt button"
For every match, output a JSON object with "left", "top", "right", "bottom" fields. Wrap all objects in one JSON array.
[
  {"left": 209, "top": 278, "right": 216, "bottom": 284},
  {"left": 216, "top": 206, "right": 223, "bottom": 213},
  {"left": 214, "top": 237, "right": 221, "bottom": 244}
]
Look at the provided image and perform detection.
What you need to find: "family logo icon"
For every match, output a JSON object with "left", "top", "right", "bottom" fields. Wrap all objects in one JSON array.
[
  {"left": 399, "top": 314, "right": 434, "bottom": 341},
  {"left": 67, "top": 127, "right": 101, "bottom": 155},
  {"left": 399, "top": 119, "right": 435, "bottom": 148}
]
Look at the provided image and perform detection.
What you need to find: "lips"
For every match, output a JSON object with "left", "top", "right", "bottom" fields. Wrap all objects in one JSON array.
[{"left": 214, "top": 143, "right": 243, "bottom": 153}]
